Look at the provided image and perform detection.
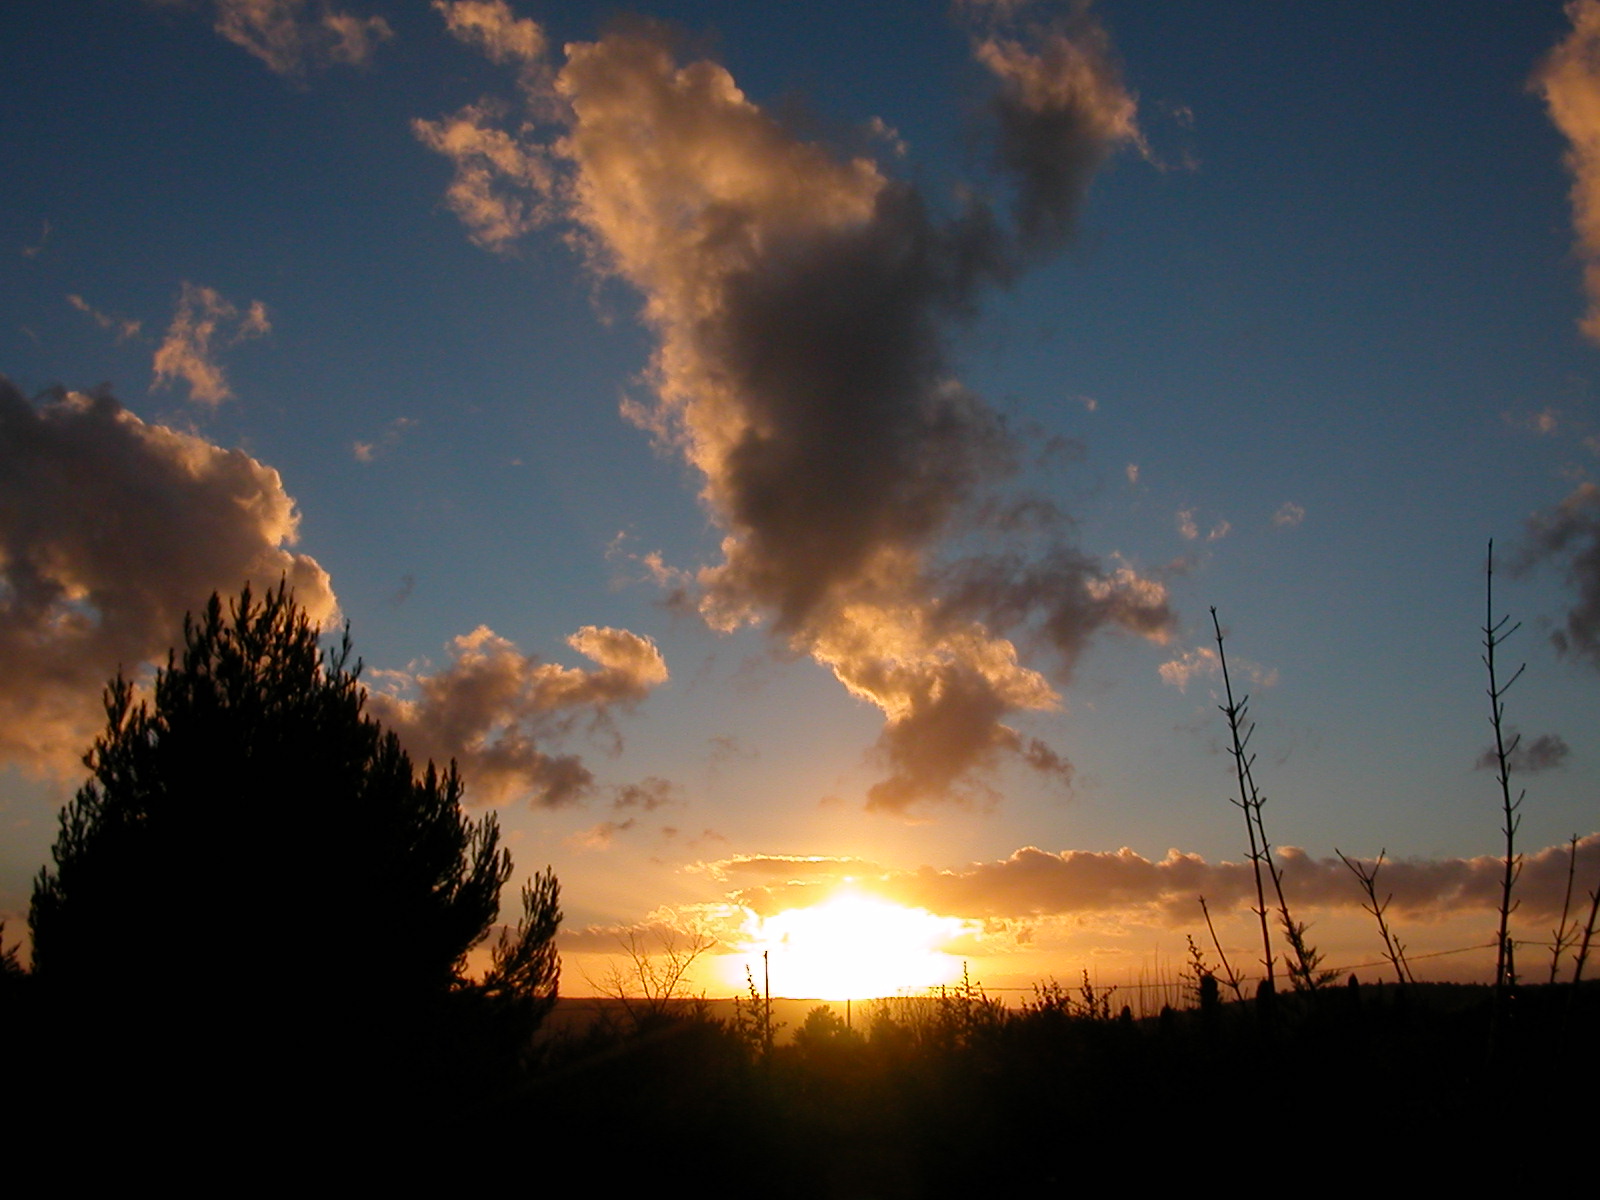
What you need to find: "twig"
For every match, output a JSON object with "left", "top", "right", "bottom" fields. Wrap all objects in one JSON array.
[
  {"left": 1572, "top": 884, "right": 1599, "bottom": 986},
  {"left": 1213, "top": 608, "right": 1329, "bottom": 992},
  {"left": 1212, "top": 607, "right": 1276, "bottom": 993},
  {"left": 1482, "top": 540, "right": 1525, "bottom": 1004},
  {"left": 1550, "top": 834, "right": 1581, "bottom": 985},
  {"left": 1199, "top": 894, "right": 1245, "bottom": 1001},
  {"left": 1336, "top": 848, "right": 1413, "bottom": 987}
]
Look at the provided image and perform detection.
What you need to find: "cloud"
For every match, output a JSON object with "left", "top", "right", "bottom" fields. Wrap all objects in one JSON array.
[
  {"left": 1272, "top": 501, "right": 1305, "bottom": 528},
  {"left": 419, "top": 9, "right": 1170, "bottom": 809},
  {"left": 1474, "top": 731, "right": 1572, "bottom": 774},
  {"left": 706, "top": 837, "right": 1600, "bottom": 925},
  {"left": 973, "top": 6, "right": 1146, "bottom": 249},
  {"left": 22, "top": 220, "right": 51, "bottom": 259},
  {"left": 352, "top": 415, "right": 417, "bottom": 462},
  {"left": 209, "top": 0, "right": 392, "bottom": 75},
  {"left": 1157, "top": 646, "right": 1217, "bottom": 692},
  {"left": 434, "top": 0, "right": 546, "bottom": 69},
  {"left": 572, "top": 818, "right": 636, "bottom": 849},
  {"left": 67, "top": 294, "right": 142, "bottom": 343},
  {"left": 1519, "top": 481, "right": 1600, "bottom": 664},
  {"left": 611, "top": 776, "right": 679, "bottom": 811},
  {"left": 0, "top": 377, "right": 336, "bottom": 773},
  {"left": 151, "top": 282, "right": 270, "bottom": 406},
  {"left": 1533, "top": 0, "right": 1600, "bottom": 341},
  {"left": 1177, "top": 508, "right": 1197, "bottom": 540},
  {"left": 412, "top": 104, "right": 559, "bottom": 252},
  {"left": 365, "top": 624, "right": 668, "bottom": 807}
]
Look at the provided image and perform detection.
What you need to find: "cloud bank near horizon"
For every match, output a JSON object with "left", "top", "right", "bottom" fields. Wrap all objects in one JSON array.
[{"left": 696, "top": 836, "right": 1600, "bottom": 927}]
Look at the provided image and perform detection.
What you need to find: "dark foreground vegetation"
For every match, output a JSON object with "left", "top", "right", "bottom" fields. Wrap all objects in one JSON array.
[
  {"left": 13, "top": 959, "right": 1594, "bottom": 1187},
  {"left": 484, "top": 979, "right": 1599, "bottom": 1193}
]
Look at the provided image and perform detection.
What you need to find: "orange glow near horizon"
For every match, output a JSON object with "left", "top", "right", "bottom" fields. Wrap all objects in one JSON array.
[{"left": 724, "top": 889, "right": 968, "bottom": 1000}]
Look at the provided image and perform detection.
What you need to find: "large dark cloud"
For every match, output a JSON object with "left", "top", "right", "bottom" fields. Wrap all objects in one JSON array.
[
  {"left": 419, "top": 3, "right": 1173, "bottom": 809},
  {"left": 0, "top": 377, "right": 336, "bottom": 772}
]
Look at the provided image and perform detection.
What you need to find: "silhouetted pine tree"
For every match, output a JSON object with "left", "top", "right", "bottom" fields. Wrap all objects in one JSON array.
[{"left": 26, "top": 583, "right": 559, "bottom": 1146}]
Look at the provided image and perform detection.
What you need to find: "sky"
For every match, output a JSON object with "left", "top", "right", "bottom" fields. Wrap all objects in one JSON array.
[{"left": 2, "top": 0, "right": 1598, "bottom": 1001}]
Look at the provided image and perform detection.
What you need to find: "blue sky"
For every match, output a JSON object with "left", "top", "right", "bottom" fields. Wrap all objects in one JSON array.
[{"left": 3, "top": 1, "right": 1596, "bottom": 995}]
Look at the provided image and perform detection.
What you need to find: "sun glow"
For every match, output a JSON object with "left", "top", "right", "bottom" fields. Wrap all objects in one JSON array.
[{"left": 727, "top": 890, "right": 967, "bottom": 1000}]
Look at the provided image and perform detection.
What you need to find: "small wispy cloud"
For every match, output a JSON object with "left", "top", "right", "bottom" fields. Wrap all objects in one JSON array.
[
  {"left": 572, "top": 818, "right": 636, "bottom": 849},
  {"left": 1158, "top": 643, "right": 1275, "bottom": 692},
  {"left": 21, "top": 220, "right": 50, "bottom": 259},
  {"left": 352, "top": 415, "right": 418, "bottom": 462},
  {"left": 151, "top": 283, "right": 270, "bottom": 406},
  {"left": 210, "top": 0, "right": 393, "bottom": 76},
  {"left": 1474, "top": 731, "right": 1571, "bottom": 774},
  {"left": 1272, "top": 501, "right": 1305, "bottom": 529},
  {"left": 1156, "top": 645, "right": 1216, "bottom": 692},
  {"left": 611, "top": 776, "right": 680, "bottom": 812},
  {"left": 1519, "top": 481, "right": 1600, "bottom": 665},
  {"left": 67, "top": 294, "right": 142, "bottom": 343}
]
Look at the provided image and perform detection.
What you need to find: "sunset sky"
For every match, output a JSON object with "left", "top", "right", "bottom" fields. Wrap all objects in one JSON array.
[{"left": 3, "top": 0, "right": 1597, "bottom": 1001}]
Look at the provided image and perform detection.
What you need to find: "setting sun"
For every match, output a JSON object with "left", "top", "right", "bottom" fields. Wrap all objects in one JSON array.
[{"left": 727, "top": 890, "right": 968, "bottom": 1000}]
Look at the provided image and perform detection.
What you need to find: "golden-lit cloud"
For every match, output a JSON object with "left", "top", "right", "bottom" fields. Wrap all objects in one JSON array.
[
  {"left": 1534, "top": 0, "right": 1600, "bottom": 341},
  {"left": 1156, "top": 645, "right": 1217, "bottom": 691},
  {"left": 209, "top": 0, "right": 392, "bottom": 75},
  {"left": 151, "top": 282, "right": 270, "bottom": 406},
  {"left": 416, "top": 7, "right": 1173, "bottom": 809},
  {"left": 366, "top": 624, "right": 668, "bottom": 807},
  {"left": 434, "top": 0, "right": 545, "bottom": 69},
  {"left": 412, "top": 104, "right": 558, "bottom": 252},
  {"left": 0, "top": 377, "right": 336, "bottom": 773}
]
